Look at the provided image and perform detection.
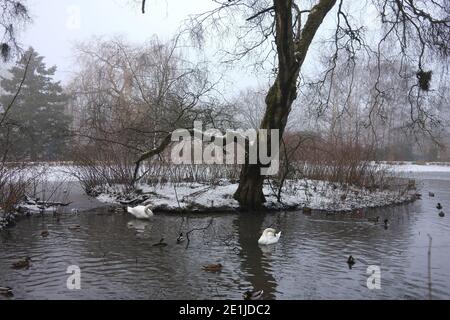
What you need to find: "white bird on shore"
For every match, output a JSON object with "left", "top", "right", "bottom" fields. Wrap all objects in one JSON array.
[
  {"left": 127, "top": 204, "right": 153, "bottom": 219},
  {"left": 258, "top": 228, "right": 281, "bottom": 245}
]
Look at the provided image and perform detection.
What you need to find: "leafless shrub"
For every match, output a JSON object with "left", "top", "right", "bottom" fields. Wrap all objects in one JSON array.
[
  {"left": 275, "top": 131, "right": 391, "bottom": 191},
  {"left": 0, "top": 164, "right": 27, "bottom": 215},
  {"left": 71, "top": 145, "right": 136, "bottom": 195}
]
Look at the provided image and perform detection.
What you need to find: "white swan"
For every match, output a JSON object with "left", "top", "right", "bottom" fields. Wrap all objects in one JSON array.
[
  {"left": 127, "top": 204, "right": 153, "bottom": 219},
  {"left": 258, "top": 228, "right": 281, "bottom": 245}
]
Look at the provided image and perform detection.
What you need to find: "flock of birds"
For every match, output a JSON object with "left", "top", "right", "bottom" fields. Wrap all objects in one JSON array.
[
  {"left": 1, "top": 192, "right": 445, "bottom": 300},
  {"left": 125, "top": 203, "right": 279, "bottom": 300},
  {"left": 346, "top": 191, "right": 445, "bottom": 269}
]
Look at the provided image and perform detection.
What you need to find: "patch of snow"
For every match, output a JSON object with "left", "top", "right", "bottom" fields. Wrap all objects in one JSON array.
[
  {"left": 388, "top": 164, "right": 450, "bottom": 173},
  {"left": 95, "top": 179, "right": 415, "bottom": 213}
]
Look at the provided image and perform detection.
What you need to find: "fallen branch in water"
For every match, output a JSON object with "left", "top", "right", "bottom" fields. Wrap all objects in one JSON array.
[{"left": 185, "top": 218, "right": 214, "bottom": 249}]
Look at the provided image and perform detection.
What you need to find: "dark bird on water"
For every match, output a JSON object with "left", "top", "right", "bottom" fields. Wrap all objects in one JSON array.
[
  {"left": 243, "top": 290, "right": 264, "bottom": 300},
  {"left": 12, "top": 257, "right": 32, "bottom": 270},
  {"left": 347, "top": 256, "right": 356, "bottom": 268},
  {"left": 368, "top": 216, "right": 380, "bottom": 223},
  {"left": 0, "top": 286, "right": 13, "bottom": 297},
  {"left": 202, "top": 263, "right": 223, "bottom": 272},
  {"left": 429, "top": 192, "right": 435, "bottom": 197},
  {"left": 439, "top": 211, "right": 445, "bottom": 218},
  {"left": 176, "top": 233, "right": 185, "bottom": 244},
  {"left": 437, "top": 203, "right": 443, "bottom": 210}
]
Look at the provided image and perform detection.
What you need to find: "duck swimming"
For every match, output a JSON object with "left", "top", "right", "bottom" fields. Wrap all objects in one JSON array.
[
  {"left": 437, "top": 203, "right": 443, "bottom": 210},
  {"left": 243, "top": 290, "right": 264, "bottom": 300},
  {"left": 202, "top": 263, "right": 223, "bottom": 272},
  {"left": 347, "top": 255, "right": 356, "bottom": 267},
  {"left": 176, "top": 233, "right": 185, "bottom": 244},
  {"left": 68, "top": 225, "right": 81, "bottom": 231},
  {"left": 258, "top": 228, "right": 281, "bottom": 245},
  {"left": 0, "top": 286, "right": 13, "bottom": 297},
  {"left": 127, "top": 204, "right": 153, "bottom": 219},
  {"left": 12, "top": 257, "right": 32, "bottom": 270},
  {"left": 439, "top": 211, "right": 445, "bottom": 217},
  {"left": 367, "top": 216, "right": 380, "bottom": 223}
]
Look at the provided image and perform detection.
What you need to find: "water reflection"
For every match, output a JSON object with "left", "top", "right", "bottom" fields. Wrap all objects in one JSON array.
[
  {"left": 1, "top": 172, "right": 450, "bottom": 300},
  {"left": 235, "top": 213, "right": 277, "bottom": 300}
]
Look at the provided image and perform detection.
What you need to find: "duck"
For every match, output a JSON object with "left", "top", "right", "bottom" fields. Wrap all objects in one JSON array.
[
  {"left": 12, "top": 257, "right": 32, "bottom": 270},
  {"left": 0, "top": 286, "right": 13, "bottom": 297},
  {"left": 68, "top": 225, "right": 81, "bottom": 231},
  {"left": 258, "top": 228, "right": 281, "bottom": 245},
  {"left": 152, "top": 238, "right": 168, "bottom": 247},
  {"left": 439, "top": 211, "right": 445, "bottom": 218},
  {"left": 41, "top": 230, "right": 49, "bottom": 238},
  {"left": 176, "top": 233, "right": 185, "bottom": 244},
  {"left": 127, "top": 204, "right": 153, "bottom": 219},
  {"left": 202, "top": 263, "right": 223, "bottom": 272},
  {"left": 347, "top": 256, "right": 356, "bottom": 268},
  {"left": 243, "top": 290, "right": 264, "bottom": 300},
  {"left": 384, "top": 219, "right": 389, "bottom": 227},
  {"left": 429, "top": 192, "right": 435, "bottom": 197},
  {"left": 437, "top": 203, "right": 443, "bottom": 210},
  {"left": 367, "top": 216, "right": 380, "bottom": 223}
]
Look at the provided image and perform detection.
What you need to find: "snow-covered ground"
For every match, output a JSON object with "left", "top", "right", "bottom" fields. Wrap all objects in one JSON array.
[
  {"left": 95, "top": 179, "right": 415, "bottom": 213},
  {"left": 4, "top": 161, "right": 450, "bottom": 220},
  {"left": 388, "top": 163, "right": 450, "bottom": 173}
]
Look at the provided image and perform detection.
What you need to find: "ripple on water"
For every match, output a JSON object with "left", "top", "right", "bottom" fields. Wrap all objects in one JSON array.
[{"left": 1, "top": 174, "right": 450, "bottom": 299}]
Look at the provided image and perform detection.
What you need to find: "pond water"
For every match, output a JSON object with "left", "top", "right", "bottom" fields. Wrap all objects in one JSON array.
[{"left": 1, "top": 172, "right": 449, "bottom": 300}]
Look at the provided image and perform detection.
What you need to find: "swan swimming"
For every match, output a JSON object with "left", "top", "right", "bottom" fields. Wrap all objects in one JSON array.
[
  {"left": 258, "top": 228, "right": 281, "bottom": 245},
  {"left": 127, "top": 204, "right": 153, "bottom": 219}
]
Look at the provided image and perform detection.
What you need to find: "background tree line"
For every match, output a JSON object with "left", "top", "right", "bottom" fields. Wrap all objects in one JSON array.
[{"left": 1, "top": 40, "right": 449, "bottom": 163}]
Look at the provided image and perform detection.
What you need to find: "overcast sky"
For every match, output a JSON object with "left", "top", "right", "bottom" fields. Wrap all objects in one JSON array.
[
  {"left": 16, "top": 0, "right": 380, "bottom": 96},
  {"left": 21, "top": 0, "right": 218, "bottom": 82}
]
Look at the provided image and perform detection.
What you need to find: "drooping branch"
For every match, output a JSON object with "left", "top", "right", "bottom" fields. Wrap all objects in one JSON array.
[
  {"left": 0, "top": 52, "right": 32, "bottom": 127},
  {"left": 246, "top": 6, "right": 275, "bottom": 21},
  {"left": 132, "top": 132, "right": 172, "bottom": 183}
]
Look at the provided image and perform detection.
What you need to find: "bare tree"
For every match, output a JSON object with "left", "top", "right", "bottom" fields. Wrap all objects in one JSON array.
[
  {"left": 138, "top": 0, "right": 450, "bottom": 210},
  {"left": 68, "top": 36, "right": 235, "bottom": 184},
  {"left": 0, "top": 0, "right": 30, "bottom": 62}
]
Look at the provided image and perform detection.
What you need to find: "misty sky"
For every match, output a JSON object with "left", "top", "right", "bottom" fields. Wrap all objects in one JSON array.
[
  {"left": 17, "top": 0, "right": 380, "bottom": 94},
  {"left": 21, "top": 0, "right": 218, "bottom": 82}
]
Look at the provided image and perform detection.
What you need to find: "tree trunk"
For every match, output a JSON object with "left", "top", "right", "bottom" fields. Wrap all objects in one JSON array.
[
  {"left": 234, "top": 79, "right": 296, "bottom": 209},
  {"left": 234, "top": 163, "right": 266, "bottom": 210},
  {"left": 234, "top": 0, "right": 337, "bottom": 210}
]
